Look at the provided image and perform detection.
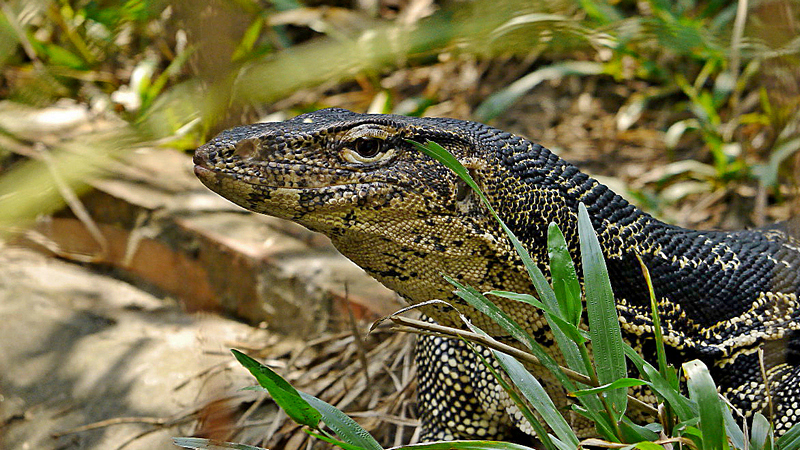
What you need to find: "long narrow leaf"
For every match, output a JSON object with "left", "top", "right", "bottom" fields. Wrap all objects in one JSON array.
[
  {"left": 414, "top": 140, "right": 609, "bottom": 424},
  {"left": 487, "top": 291, "right": 588, "bottom": 343},
  {"left": 547, "top": 222, "right": 582, "bottom": 327},
  {"left": 723, "top": 402, "right": 746, "bottom": 450},
  {"left": 572, "top": 379, "right": 648, "bottom": 397},
  {"left": 683, "top": 359, "right": 726, "bottom": 450},
  {"left": 390, "top": 439, "right": 539, "bottom": 449},
  {"left": 173, "top": 438, "right": 268, "bottom": 450},
  {"left": 467, "top": 339, "right": 558, "bottom": 450},
  {"left": 300, "top": 393, "right": 383, "bottom": 450},
  {"left": 305, "top": 429, "right": 374, "bottom": 450},
  {"left": 444, "top": 275, "right": 574, "bottom": 390},
  {"left": 492, "top": 349, "right": 580, "bottom": 447},
  {"left": 231, "top": 349, "right": 321, "bottom": 428},
  {"left": 409, "top": 140, "right": 559, "bottom": 313},
  {"left": 750, "top": 413, "right": 773, "bottom": 450},
  {"left": 578, "top": 203, "right": 628, "bottom": 420},
  {"left": 624, "top": 345, "right": 696, "bottom": 422},
  {"left": 777, "top": 423, "right": 800, "bottom": 450}
]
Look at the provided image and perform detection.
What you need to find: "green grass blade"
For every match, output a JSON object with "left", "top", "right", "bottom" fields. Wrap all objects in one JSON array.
[
  {"left": 412, "top": 140, "right": 613, "bottom": 428},
  {"left": 578, "top": 203, "right": 628, "bottom": 420},
  {"left": 723, "top": 403, "right": 746, "bottom": 450},
  {"left": 474, "top": 62, "right": 604, "bottom": 121},
  {"left": 305, "top": 429, "right": 373, "bottom": 450},
  {"left": 231, "top": 349, "right": 321, "bottom": 428},
  {"left": 569, "top": 405, "right": 618, "bottom": 441},
  {"left": 408, "top": 140, "right": 559, "bottom": 314},
  {"left": 635, "top": 255, "right": 670, "bottom": 380},
  {"left": 486, "top": 291, "right": 547, "bottom": 311},
  {"left": 468, "top": 339, "right": 559, "bottom": 450},
  {"left": 491, "top": 349, "right": 580, "bottom": 447},
  {"left": 623, "top": 345, "right": 695, "bottom": 422},
  {"left": 683, "top": 359, "right": 726, "bottom": 450},
  {"left": 777, "top": 423, "right": 800, "bottom": 450},
  {"left": 547, "top": 222, "right": 582, "bottom": 327},
  {"left": 632, "top": 442, "right": 668, "bottom": 450},
  {"left": 300, "top": 393, "right": 383, "bottom": 450},
  {"left": 618, "top": 417, "right": 660, "bottom": 443},
  {"left": 571, "top": 378, "right": 648, "bottom": 397},
  {"left": 445, "top": 276, "right": 575, "bottom": 391},
  {"left": 487, "top": 291, "right": 588, "bottom": 343},
  {"left": 460, "top": 323, "right": 565, "bottom": 450},
  {"left": 750, "top": 413, "right": 774, "bottom": 450},
  {"left": 173, "top": 438, "right": 268, "bottom": 450},
  {"left": 390, "top": 439, "right": 539, "bottom": 449}
]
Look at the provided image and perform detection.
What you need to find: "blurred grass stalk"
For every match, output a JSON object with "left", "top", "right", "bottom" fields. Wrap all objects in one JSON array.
[
  {"left": 0, "top": 0, "right": 798, "bottom": 237},
  {"left": 0, "top": 0, "right": 575, "bottom": 238}
]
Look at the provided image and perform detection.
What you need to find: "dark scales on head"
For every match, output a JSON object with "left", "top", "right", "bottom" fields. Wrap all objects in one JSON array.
[{"left": 194, "top": 107, "right": 800, "bottom": 440}]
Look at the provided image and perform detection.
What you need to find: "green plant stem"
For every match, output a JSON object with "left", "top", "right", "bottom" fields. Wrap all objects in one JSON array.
[
  {"left": 576, "top": 340, "right": 625, "bottom": 439},
  {"left": 578, "top": 343, "right": 599, "bottom": 386},
  {"left": 48, "top": 2, "right": 96, "bottom": 66},
  {"left": 596, "top": 390, "right": 624, "bottom": 441},
  {"left": 636, "top": 254, "right": 675, "bottom": 435}
]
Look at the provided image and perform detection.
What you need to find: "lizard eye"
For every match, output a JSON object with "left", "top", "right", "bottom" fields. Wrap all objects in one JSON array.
[
  {"left": 342, "top": 138, "right": 393, "bottom": 164},
  {"left": 354, "top": 138, "right": 383, "bottom": 158}
]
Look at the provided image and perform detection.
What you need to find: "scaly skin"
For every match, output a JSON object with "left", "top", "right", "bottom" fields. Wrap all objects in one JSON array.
[{"left": 194, "top": 108, "right": 800, "bottom": 439}]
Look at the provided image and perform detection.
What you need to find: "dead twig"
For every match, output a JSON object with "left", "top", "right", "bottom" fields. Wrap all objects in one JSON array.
[{"left": 387, "top": 315, "right": 659, "bottom": 416}]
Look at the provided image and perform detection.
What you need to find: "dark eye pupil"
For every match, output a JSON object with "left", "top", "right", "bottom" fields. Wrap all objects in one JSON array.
[{"left": 354, "top": 139, "right": 382, "bottom": 158}]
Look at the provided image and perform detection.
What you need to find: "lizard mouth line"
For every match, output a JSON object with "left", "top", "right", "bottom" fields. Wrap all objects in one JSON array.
[{"left": 193, "top": 163, "right": 387, "bottom": 192}]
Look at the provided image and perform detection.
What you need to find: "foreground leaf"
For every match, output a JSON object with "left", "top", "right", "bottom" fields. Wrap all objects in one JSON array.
[
  {"left": 750, "top": 413, "right": 773, "bottom": 450},
  {"left": 683, "top": 359, "right": 726, "bottom": 450},
  {"left": 777, "top": 423, "right": 800, "bottom": 450},
  {"left": 391, "top": 440, "right": 538, "bottom": 449},
  {"left": 571, "top": 378, "right": 648, "bottom": 397},
  {"left": 231, "top": 349, "right": 321, "bottom": 428},
  {"left": 492, "top": 350, "right": 580, "bottom": 447},
  {"left": 173, "top": 438, "right": 267, "bottom": 450},
  {"left": 547, "top": 222, "right": 582, "bottom": 327},
  {"left": 300, "top": 392, "right": 383, "bottom": 450},
  {"left": 578, "top": 203, "right": 627, "bottom": 420}
]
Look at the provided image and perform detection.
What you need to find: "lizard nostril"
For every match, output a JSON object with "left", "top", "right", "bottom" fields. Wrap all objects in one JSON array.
[{"left": 233, "top": 139, "right": 258, "bottom": 159}]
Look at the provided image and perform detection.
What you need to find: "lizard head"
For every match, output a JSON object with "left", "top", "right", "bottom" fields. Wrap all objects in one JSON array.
[
  {"left": 194, "top": 108, "right": 495, "bottom": 228},
  {"left": 194, "top": 108, "right": 533, "bottom": 308}
]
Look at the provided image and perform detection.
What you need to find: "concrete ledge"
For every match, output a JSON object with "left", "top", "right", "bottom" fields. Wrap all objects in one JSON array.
[{"left": 21, "top": 147, "right": 400, "bottom": 336}]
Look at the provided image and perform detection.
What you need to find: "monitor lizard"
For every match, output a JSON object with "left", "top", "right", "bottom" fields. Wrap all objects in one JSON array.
[{"left": 194, "top": 107, "right": 800, "bottom": 440}]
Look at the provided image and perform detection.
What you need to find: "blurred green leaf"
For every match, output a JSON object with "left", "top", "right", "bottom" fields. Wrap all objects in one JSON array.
[{"left": 475, "top": 62, "right": 603, "bottom": 122}]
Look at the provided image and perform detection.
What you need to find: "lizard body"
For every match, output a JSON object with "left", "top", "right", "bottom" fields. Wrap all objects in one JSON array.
[{"left": 194, "top": 108, "right": 800, "bottom": 440}]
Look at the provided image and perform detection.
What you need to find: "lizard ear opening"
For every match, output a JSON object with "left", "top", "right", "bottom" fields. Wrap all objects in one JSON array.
[
  {"left": 456, "top": 179, "right": 470, "bottom": 201},
  {"left": 455, "top": 168, "right": 480, "bottom": 203}
]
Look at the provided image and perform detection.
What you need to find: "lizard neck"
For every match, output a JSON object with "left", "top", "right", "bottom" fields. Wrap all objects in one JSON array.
[{"left": 477, "top": 139, "right": 656, "bottom": 263}]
